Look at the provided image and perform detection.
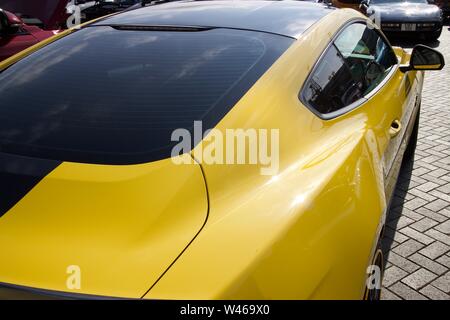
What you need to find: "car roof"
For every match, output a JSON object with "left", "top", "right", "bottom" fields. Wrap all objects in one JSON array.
[{"left": 92, "top": 0, "right": 335, "bottom": 39}]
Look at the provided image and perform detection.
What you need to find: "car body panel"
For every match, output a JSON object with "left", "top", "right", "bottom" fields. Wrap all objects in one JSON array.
[
  {"left": 0, "top": 2, "right": 426, "bottom": 299},
  {"left": 146, "top": 9, "right": 420, "bottom": 299},
  {"left": 363, "top": 1, "right": 443, "bottom": 34},
  {"left": 0, "top": 10, "right": 59, "bottom": 61},
  {"left": 371, "top": 2, "right": 442, "bottom": 22},
  {"left": 0, "top": 0, "right": 69, "bottom": 30},
  {"left": 0, "top": 154, "right": 209, "bottom": 298}
]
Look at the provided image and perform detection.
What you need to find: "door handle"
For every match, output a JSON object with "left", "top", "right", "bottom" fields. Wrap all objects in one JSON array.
[{"left": 389, "top": 119, "right": 402, "bottom": 138}]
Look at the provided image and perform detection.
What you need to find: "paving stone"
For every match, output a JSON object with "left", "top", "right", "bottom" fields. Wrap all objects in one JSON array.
[
  {"left": 383, "top": 266, "right": 408, "bottom": 287},
  {"left": 404, "top": 198, "right": 429, "bottom": 211},
  {"left": 392, "top": 239, "right": 425, "bottom": 258},
  {"left": 401, "top": 268, "right": 437, "bottom": 290},
  {"left": 415, "top": 207, "right": 448, "bottom": 222},
  {"left": 431, "top": 272, "right": 450, "bottom": 293},
  {"left": 387, "top": 216, "right": 415, "bottom": 230},
  {"left": 436, "top": 255, "right": 450, "bottom": 268},
  {"left": 409, "top": 253, "right": 448, "bottom": 275},
  {"left": 398, "top": 227, "right": 435, "bottom": 245},
  {"left": 386, "top": 252, "right": 420, "bottom": 273},
  {"left": 419, "top": 242, "right": 450, "bottom": 260},
  {"left": 389, "top": 282, "right": 428, "bottom": 300},
  {"left": 380, "top": 31, "right": 450, "bottom": 299},
  {"left": 384, "top": 227, "right": 409, "bottom": 244},
  {"left": 419, "top": 285, "right": 450, "bottom": 300},
  {"left": 381, "top": 288, "right": 402, "bottom": 300},
  {"left": 416, "top": 181, "right": 440, "bottom": 192},
  {"left": 434, "top": 220, "right": 450, "bottom": 235},
  {"left": 429, "top": 190, "right": 450, "bottom": 203},
  {"left": 397, "top": 207, "right": 425, "bottom": 221},
  {"left": 436, "top": 183, "right": 450, "bottom": 194},
  {"left": 425, "top": 199, "right": 450, "bottom": 212},
  {"left": 408, "top": 188, "right": 437, "bottom": 202},
  {"left": 409, "top": 218, "right": 439, "bottom": 233},
  {"left": 439, "top": 209, "right": 450, "bottom": 218},
  {"left": 425, "top": 229, "right": 450, "bottom": 245}
]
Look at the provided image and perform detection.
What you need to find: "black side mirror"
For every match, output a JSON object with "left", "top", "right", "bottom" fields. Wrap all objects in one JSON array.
[{"left": 400, "top": 45, "right": 445, "bottom": 72}]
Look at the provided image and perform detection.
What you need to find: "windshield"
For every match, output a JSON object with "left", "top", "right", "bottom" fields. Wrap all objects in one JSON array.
[
  {"left": 0, "top": 26, "right": 292, "bottom": 165},
  {"left": 370, "top": 0, "right": 428, "bottom": 4}
]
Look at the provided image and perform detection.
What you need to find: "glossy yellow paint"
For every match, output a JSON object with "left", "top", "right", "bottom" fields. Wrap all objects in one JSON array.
[
  {"left": 0, "top": 9, "right": 422, "bottom": 299},
  {"left": 146, "top": 10, "right": 420, "bottom": 299},
  {"left": 0, "top": 155, "right": 208, "bottom": 298}
]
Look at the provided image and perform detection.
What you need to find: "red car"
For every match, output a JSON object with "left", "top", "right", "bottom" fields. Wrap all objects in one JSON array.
[{"left": 0, "top": 8, "right": 59, "bottom": 61}]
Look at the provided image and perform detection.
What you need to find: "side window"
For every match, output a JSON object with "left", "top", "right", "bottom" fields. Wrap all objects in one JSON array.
[
  {"left": 302, "top": 22, "right": 398, "bottom": 116},
  {"left": 335, "top": 23, "right": 397, "bottom": 95},
  {"left": 302, "top": 45, "right": 363, "bottom": 114}
]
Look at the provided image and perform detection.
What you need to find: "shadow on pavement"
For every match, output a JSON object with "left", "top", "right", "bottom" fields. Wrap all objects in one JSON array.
[{"left": 381, "top": 156, "right": 414, "bottom": 266}]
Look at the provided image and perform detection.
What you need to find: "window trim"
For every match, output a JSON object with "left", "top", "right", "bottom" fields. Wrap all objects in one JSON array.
[{"left": 299, "top": 19, "right": 399, "bottom": 120}]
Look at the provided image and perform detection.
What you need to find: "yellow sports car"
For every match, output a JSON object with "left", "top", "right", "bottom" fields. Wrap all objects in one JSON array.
[{"left": 0, "top": 0, "right": 445, "bottom": 299}]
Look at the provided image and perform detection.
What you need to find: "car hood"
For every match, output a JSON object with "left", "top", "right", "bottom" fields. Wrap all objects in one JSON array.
[
  {"left": 370, "top": 3, "right": 442, "bottom": 21},
  {"left": 0, "top": 153, "right": 208, "bottom": 298},
  {"left": 0, "top": 0, "right": 68, "bottom": 29}
]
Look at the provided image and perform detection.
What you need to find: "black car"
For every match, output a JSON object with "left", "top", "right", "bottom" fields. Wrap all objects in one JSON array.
[{"left": 361, "top": 0, "right": 443, "bottom": 40}]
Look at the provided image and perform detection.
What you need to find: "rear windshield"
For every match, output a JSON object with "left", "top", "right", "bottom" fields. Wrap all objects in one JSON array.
[{"left": 0, "top": 26, "right": 292, "bottom": 165}]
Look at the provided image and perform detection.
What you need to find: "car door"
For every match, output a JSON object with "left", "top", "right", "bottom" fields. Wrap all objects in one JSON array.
[
  {"left": 333, "top": 22, "right": 418, "bottom": 203},
  {"left": 301, "top": 21, "right": 417, "bottom": 204}
]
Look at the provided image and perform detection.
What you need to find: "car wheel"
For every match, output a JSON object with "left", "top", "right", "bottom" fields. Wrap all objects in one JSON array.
[
  {"left": 404, "top": 106, "right": 420, "bottom": 162},
  {"left": 364, "top": 241, "right": 384, "bottom": 301}
]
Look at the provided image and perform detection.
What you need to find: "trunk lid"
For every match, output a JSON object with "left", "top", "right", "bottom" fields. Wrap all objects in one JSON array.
[{"left": 0, "top": 153, "right": 208, "bottom": 298}]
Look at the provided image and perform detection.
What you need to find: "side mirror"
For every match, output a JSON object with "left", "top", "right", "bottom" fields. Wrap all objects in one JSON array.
[
  {"left": 0, "top": 9, "right": 21, "bottom": 35},
  {"left": 400, "top": 45, "right": 445, "bottom": 72}
]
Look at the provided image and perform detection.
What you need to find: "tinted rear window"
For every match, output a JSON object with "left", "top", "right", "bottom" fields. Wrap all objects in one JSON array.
[{"left": 0, "top": 26, "right": 292, "bottom": 164}]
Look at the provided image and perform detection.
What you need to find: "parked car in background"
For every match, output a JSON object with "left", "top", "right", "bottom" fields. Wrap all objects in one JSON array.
[
  {"left": 0, "top": 8, "right": 58, "bottom": 61},
  {"left": 434, "top": 0, "right": 450, "bottom": 20},
  {"left": 77, "top": 0, "right": 141, "bottom": 23},
  {"left": 0, "top": 0, "right": 69, "bottom": 30},
  {"left": 361, "top": 0, "right": 444, "bottom": 40},
  {"left": 0, "top": 0, "right": 146, "bottom": 61}
]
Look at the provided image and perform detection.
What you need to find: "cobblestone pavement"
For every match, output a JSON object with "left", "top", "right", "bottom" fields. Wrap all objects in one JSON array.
[{"left": 381, "top": 27, "right": 450, "bottom": 300}]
